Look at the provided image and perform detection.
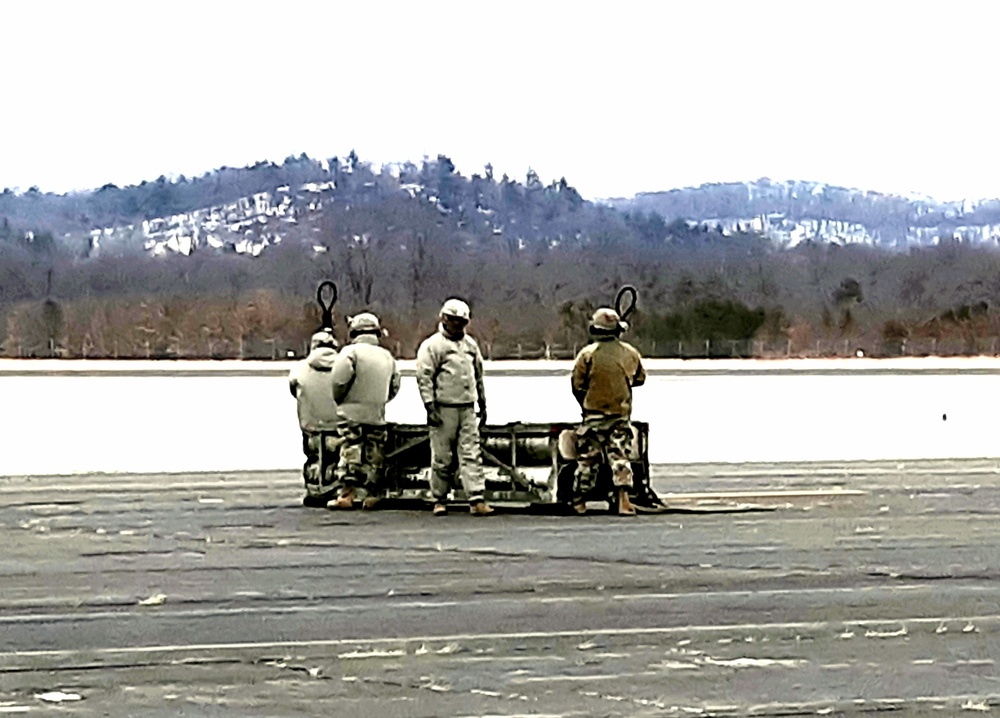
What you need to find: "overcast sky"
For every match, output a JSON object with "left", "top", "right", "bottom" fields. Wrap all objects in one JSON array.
[{"left": 4, "top": 0, "right": 998, "bottom": 201}]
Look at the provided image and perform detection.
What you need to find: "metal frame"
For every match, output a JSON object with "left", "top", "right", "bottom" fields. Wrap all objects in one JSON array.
[{"left": 318, "top": 421, "right": 653, "bottom": 508}]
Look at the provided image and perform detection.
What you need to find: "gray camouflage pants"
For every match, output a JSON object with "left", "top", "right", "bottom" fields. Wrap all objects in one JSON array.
[
  {"left": 302, "top": 430, "right": 340, "bottom": 499},
  {"left": 429, "top": 405, "right": 486, "bottom": 503},
  {"left": 335, "top": 422, "right": 388, "bottom": 493}
]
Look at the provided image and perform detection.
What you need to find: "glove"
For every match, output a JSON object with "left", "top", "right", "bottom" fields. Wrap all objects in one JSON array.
[
  {"left": 477, "top": 404, "right": 487, "bottom": 430},
  {"left": 425, "top": 403, "right": 443, "bottom": 427}
]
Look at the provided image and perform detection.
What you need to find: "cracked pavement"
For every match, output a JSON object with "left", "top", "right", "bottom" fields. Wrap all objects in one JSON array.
[{"left": 3, "top": 459, "right": 1000, "bottom": 716}]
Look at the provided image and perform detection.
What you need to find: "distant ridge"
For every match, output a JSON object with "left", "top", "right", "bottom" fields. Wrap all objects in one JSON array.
[
  {"left": 608, "top": 178, "right": 1000, "bottom": 248},
  {"left": 4, "top": 161, "right": 1000, "bottom": 257}
]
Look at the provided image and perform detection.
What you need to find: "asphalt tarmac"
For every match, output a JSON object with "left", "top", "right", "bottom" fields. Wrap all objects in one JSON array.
[{"left": 3, "top": 460, "right": 1000, "bottom": 716}]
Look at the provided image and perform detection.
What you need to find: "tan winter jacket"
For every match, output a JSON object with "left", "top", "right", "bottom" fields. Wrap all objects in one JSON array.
[
  {"left": 415, "top": 326, "right": 486, "bottom": 407},
  {"left": 331, "top": 335, "right": 401, "bottom": 425},
  {"left": 288, "top": 347, "right": 339, "bottom": 431},
  {"left": 571, "top": 337, "right": 646, "bottom": 419}
]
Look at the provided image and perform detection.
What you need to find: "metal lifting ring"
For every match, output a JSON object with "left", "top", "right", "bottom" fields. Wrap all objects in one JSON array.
[
  {"left": 316, "top": 281, "right": 338, "bottom": 329},
  {"left": 615, "top": 285, "right": 637, "bottom": 321}
]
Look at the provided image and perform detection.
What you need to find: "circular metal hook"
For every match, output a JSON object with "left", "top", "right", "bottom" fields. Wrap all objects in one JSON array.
[
  {"left": 316, "top": 281, "right": 338, "bottom": 329},
  {"left": 615, "top": 285, "right": 637, "bottom": 321}
]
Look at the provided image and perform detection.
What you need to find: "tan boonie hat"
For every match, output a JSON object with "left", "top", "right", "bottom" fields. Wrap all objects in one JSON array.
[
  {"left": 590, "top": 307, "right": 627, "bottom": 332},
  {"left": 348, "top": 312, "right": 381, "bottom": 333},
  {"left": 440, "top": 298, "right": 471, "bottom": 320}
]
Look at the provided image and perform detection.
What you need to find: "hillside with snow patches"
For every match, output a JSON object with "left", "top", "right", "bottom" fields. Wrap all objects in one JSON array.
[
  {"left": 8, "top": 161, "right": 1000, "bottom": 258},
  {"left": 610, "top": 179, "right": 1000, "bottom": 248}
]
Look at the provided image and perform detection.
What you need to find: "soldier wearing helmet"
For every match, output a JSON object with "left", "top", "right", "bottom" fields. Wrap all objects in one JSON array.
[
  {"left": 415, "top": 298, "right": 494, "bottom": 517},
  {"left": 288, "top": 329, "right": 341, "bottom": 507},
  {"left": 329, "top": 312, "right": 401, "bottom": 510},
  {"left": 570, "top": 307, "right": 646, "bottom": 515}
]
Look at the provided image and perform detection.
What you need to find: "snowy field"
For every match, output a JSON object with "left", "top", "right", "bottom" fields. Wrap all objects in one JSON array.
[{"left": 1, "top": 357, "right": 998, "bottom": 475}]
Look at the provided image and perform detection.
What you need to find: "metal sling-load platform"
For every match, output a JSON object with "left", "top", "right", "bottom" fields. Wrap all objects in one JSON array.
[
  {"left": 381, "top": 422, "right": 561, "bottom": 504},
  {"left": 318, "top": 420, "right": 661, "bottom": 512}
]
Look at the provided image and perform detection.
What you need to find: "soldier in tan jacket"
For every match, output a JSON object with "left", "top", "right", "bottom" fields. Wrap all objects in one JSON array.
[{"left": 570, "top": 308, "right": 646, "bottom": 515}]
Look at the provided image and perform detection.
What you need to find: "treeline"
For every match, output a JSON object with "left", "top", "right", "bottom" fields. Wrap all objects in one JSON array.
[
  {"left": 0, "top": 152, "right": 590, "bottom": 241},
  {"left": 0, "top": 154, "right": 334, "bottom": 233},
  {"left": 4, "top": 155, "right": 1000, "bottom": 359},
  {"left": 5, "top": 220, "right": 1000, "bottom": 359}
]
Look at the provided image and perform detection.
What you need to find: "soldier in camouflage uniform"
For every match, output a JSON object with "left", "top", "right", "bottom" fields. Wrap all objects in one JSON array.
[
  {"left": 416, "top": 299, "right": 494, "bottom": 517},
  {"left": 570, "top": 308, "right": 646, "bottom": 516},
  {"left": 329, "top": 313, "right": 401, "bottom": 510},
  {"left": 288, "top": 329, "right": 340, "bottom": 507}
]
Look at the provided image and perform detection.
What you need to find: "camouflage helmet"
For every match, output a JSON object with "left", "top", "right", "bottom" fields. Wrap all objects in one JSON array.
[
  {"left": 348, "top": 312, "right": 382, "bottom": 334},
  {"left": 440, "top": 298, "right": 471, "bottom": 321},
  {"left": 310, "top": 329, "right": 337, "bottom": 350},
  {"left": 590, "top": 307, "right": 627, "bottom": 333}
]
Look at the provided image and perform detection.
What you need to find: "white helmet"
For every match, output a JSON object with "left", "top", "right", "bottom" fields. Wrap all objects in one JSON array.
[{"left": 440, "top": 298, "right": 471, "bottom": 320}]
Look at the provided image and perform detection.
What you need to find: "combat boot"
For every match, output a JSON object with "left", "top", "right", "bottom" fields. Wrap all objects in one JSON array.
[
  {"left": 617, "top": 488, "right": 636, "bottom": 516},
  {"left": 470, "top": 500, "right": 495, "bottom": 517},
  {"left": 332, "top": 488, "right": 355, "bottom": 509},
  {"left": 302, "top": 493, "right": 330, "bottom": 508}
]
